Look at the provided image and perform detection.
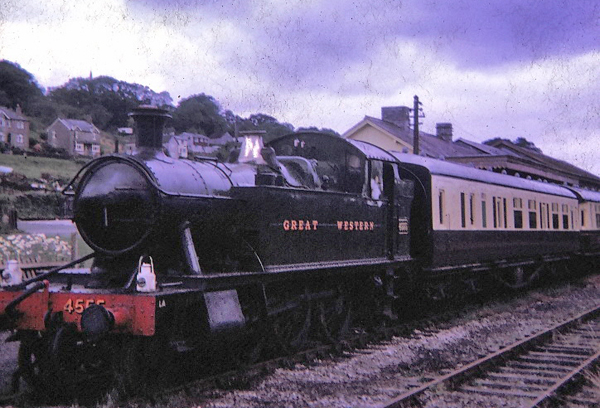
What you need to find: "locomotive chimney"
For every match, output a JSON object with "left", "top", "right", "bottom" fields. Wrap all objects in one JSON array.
[{"left": 129, "top": 105, "right": 172, "bottom": 150}]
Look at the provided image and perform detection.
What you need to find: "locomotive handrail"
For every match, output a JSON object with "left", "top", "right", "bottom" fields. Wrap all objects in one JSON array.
[
  {"left": 4, "top": 280, "right": 48, "bottom": 318},
  {"left": 61, "top": 156, "right": 105, "bottom": 195},
  {"left": 17, "top": 252, "right": 96, "bottom": 288}
]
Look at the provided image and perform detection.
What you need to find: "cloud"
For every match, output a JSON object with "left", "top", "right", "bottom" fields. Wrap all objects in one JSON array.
[{"left": 0, "top": 0, "right": 598, "bottom": 174}]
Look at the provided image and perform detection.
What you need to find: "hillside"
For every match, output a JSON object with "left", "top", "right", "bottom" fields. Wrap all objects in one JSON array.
[{"left": 0, "top": 154, "right": 84, "bottom": 181}]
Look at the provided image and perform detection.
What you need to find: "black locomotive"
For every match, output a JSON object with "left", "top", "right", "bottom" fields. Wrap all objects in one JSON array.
[{"left": 1, "top": 105, "right": 599, "bottom": 397}]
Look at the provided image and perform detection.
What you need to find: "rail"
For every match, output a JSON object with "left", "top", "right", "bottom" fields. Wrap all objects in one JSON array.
[{"left": 373, "top": 304, "right": 600, "bottom": 408}]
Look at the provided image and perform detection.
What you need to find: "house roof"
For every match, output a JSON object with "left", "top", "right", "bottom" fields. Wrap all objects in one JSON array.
[
  {"left": 352, "top": 116, "right": 484, "bottom": 160},
  {"left": 163, "top": 135, "right": 186, "bottom": 146},
  {"left": 0, "top": 106, "right": 28, "bottom": 121},
  {"left": 58, "top": 119, "right": 99, "bottom": 133}
]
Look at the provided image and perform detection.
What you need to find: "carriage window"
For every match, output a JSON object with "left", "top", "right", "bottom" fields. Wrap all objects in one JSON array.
[
  {"left": 469, "top": 194, "right": 475, "bottom": 225},
  {"left": 552, "top": 214, "right": 560, "bottom": 229},
  {"left": 581, "top": 210, "right": 585, "bottom": 227},
  {"left": 528, "top": 199, "right": 537, "bottom": 229},
  {"left": 460, "top": 193, "right": 466, "bottom": 228},
  {"left": 481, "top": 197, "right": 487, "bottom": 228},
  {"left": 540, "top": 203, "right": 549, "bottom": 229},
  {"left": 562, "top": 214, "right": 569, "bottom": 229},
  {"left": 513, "top": 198, "right": 522, "bottom": 208},
  {"left": 493, "top": 197, "right": 498, "bottom": 228},
  {"left": 514, "top": 210, "right": 523, "bottom": 229},
  {"left": 513, "top": 197, "right": 523, "bottom": 229},
  {"left": 439, "top": 190, "right": 445, "bottom": 225},
  {"left": 503, "top": 198, "right": 508, "bottom": 229},
  {"left": 596, "top": 214, "right": 600, "bottom": 228},
  {"left": 551, "top": 202, "right": 560, "bottom": 229}
]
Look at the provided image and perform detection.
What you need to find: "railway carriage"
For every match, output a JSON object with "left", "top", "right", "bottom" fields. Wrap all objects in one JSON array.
[
  {"left": 393, "top": 154, "right": 581, "bottom": 286},
  {"left": 568, "top": 187, "right": 600, "bottom": 254}
]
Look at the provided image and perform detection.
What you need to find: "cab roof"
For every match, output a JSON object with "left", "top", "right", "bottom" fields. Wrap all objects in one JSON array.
[{"left": 269, "top": 132, "right": 397, "bottom": 162}]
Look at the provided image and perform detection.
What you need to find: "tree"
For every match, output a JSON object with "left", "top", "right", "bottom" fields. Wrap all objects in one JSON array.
[
  {"left": 296, "top": 126, "right": 340, "bottom": 137},
  {"left": 0, "top": 60, "right": 44, "bottom": 113},
  {"left": 172, "top": 94, "right": 227, "bottom": 136},
  {"left": 48, "top": 76, "right": 172, "bottom": 131},
  {"left": 514, "top": 137, "right": 543, "bottom": 154},
  {"left": 236, "top": 113, "right": 294, "bottom": 143}
]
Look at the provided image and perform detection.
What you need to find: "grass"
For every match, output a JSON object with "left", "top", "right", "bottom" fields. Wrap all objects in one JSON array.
[{"left": 0, "top": 154, "right": 86, "bottom": 180}]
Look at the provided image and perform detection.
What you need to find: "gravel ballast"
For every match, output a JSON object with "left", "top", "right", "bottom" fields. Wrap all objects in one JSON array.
[{"left": 0, "top": 275, "right": 598, "bottom": 407}]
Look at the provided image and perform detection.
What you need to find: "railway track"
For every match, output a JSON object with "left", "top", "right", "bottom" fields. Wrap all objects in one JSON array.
[{"left": 375, "top": 305, "right": 600, "bottom": 408}]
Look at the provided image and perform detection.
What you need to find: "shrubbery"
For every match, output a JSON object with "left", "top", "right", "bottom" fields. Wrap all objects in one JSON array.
[{"left": 0, "top": 193, "right": 69, "bottom": 220}]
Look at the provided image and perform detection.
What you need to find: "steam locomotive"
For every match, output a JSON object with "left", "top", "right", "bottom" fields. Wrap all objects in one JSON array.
[{"left": 1, "top": 106, "right": 599, "bottom": 397}]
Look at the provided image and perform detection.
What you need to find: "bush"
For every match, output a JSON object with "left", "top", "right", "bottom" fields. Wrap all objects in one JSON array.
[{"left": 0, "top": 193, "right": 69, "bottom": 220}]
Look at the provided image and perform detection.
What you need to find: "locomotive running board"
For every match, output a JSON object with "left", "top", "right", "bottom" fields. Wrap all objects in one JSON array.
[{"left": 263, "top": 255, "right": 412, "bottom": 273}]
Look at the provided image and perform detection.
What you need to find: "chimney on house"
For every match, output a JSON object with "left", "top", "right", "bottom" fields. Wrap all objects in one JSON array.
[
  {"left": 16, "top": 105, "right": 22, "bottom": 116},
  {"left": 436, "top": 123, "right": 453, "bottom": 142},
  {"left": 381, "top": 106, "right": 411, "bottom": 131}
]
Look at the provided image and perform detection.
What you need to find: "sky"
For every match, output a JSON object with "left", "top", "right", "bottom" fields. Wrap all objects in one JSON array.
[{"left": 1, "top": 0, "right": 599, "bottom": 175}]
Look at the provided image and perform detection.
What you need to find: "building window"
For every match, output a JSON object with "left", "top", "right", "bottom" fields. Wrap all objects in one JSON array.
[
  {"left": 562, "top": 214, "right": 569, "bottom": 230},
  {"left": 581, "top": 210, "right": 586, "bottom": 227},
  {"left": 16, "top": 134, "right": 23, "bottom": 143},
  {"left": 597, "top": 214, "right": 600, "bottom": 229},
  {"left": 17, "top": 121, "right": 24, "bottom": 129}
]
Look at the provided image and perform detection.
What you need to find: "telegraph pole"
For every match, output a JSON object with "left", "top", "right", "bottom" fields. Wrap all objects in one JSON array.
[{"left": 412, "top": 95, "right": 424, "bottom": 155}]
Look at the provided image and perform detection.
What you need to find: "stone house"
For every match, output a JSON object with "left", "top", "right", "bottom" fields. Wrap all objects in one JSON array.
[
  {"left": 0, "top": 105, "right": 30, "bottom": 150},
  {"left": 178, "top": 132, "right": 211, "bottom": 155},
  {"left": 46, "top": 118, "right": 102, "bottom": 157},
  {"left": 163, "top": 135, "right": 188, "bottom": 158}
]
